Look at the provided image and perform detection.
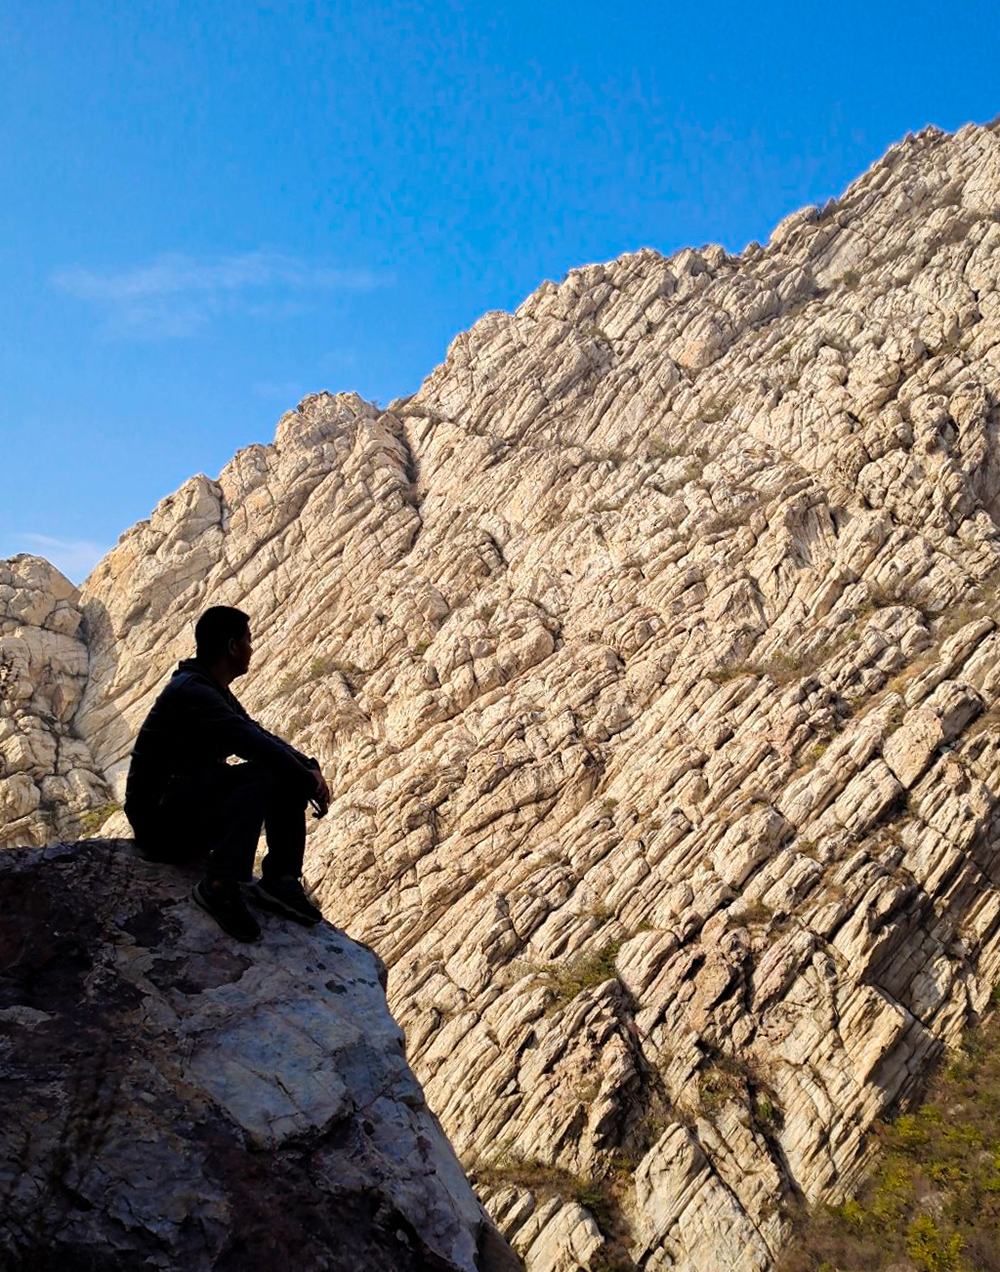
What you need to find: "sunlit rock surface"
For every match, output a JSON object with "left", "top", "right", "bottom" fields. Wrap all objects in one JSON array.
[
  {"left": 6, "top": 121, "right": 1000, "bottom": 1269},
  {"left": 0, "top": 555, "right": 113, "bottom": 847}
]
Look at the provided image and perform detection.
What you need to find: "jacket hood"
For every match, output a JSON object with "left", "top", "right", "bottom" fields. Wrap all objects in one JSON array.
[
  {"left": 172, "top": 658, "right": 229, "bottom": 694},
  {"left": 174, "top": 657, "right": 210, "bottom": 676}
]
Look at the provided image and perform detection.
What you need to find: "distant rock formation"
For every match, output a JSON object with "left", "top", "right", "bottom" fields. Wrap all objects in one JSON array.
[
  {"left": 0, "top": 840, "right": 519, "bottom": 1271},
  {"left": 0, "top": 555, "right": 113, "bottom": 847},
  {"left": 5, "top": 120, "right": 1000, "bottom": 1269}
]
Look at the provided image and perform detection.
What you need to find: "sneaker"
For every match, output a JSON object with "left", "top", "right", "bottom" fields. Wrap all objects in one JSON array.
[
  {"left": 249, "top": 877, "right": 323, "bottom": 926},
  {"left": 193, "top": 878, "right": 261, "bottom": 943}
]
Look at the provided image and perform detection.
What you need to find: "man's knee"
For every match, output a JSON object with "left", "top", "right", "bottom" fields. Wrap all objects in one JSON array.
[
  {"left": 219, "top": 761, "right": 271, "bottom": 796},
  {"left": 227, "top": 762, "right": 307, "bottom": 809}
]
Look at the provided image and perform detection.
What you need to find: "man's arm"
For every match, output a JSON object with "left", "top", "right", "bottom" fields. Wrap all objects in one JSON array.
[
  {"left": 241, "top": 712, "right": 314, "bottom": 770},
  {"left": 309, "top": 767, "right": 331, "bottom": 817},
  {"left": 228, "top": 691, "right": 330, "bottom": 810},
  {"left": 181, "top": 678, "right": 318, "bottom": 790}
]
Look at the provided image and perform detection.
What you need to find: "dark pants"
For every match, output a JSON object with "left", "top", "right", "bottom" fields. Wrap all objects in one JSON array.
[{"left": 128, "top": 762, "right": 309, "bottom": 883}]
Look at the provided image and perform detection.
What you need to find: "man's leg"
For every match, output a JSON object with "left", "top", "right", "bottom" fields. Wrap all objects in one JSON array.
[
  {"left": 259, "top": 777, "right": 309, "bottom": 881},
  {"left": 249, "top": 773, "right": 323, "bottom": 925},
  {"left": 190, "top": 765, "right": 272, "bottom": 942},
  {"left": 202, "top": 764, "right": 272, "bottom": 883},
  {"left": 127, "top": 781, "right": 211, "bottom": 865}
]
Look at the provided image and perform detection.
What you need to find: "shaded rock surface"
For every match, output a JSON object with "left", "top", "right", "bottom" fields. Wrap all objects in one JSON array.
[
  {"left": 0, "top": 840, "right": 519, "bottom": 1271},
  {"left": 6, "top": 121, "right": 1000, "bottom": 1268}
]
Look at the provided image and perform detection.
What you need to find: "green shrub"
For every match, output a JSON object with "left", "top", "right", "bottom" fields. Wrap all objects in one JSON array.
[
  {"left": 905, "top": 1215, "right": 965, "bottom": 1272},
  {"left": 78, "top": 802, "right": 123, "bottom": 834},
  {"left": 778, "top": 1004, "right": 1000, "bottom": 1271},
  {"left": 547, "top": 939, "right": 624, "bottom": 1007}
]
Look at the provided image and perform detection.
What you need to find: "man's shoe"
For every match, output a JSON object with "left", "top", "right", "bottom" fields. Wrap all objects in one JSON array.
[
  {"left": 250, "top": 877, "right": 323, "bottom": 926},
  {"left": 193, "top": 878, "right": 261, "bottom": 943}
]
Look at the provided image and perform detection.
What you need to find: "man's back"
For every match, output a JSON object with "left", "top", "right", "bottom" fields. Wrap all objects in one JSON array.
[{"left": 126, "top": 657, "right": 314, "bottom": 823}]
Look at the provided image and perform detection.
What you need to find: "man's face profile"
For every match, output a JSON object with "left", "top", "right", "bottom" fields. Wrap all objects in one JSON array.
[{"left": 231, "top": 626, "right": 253, "bottom": 677}]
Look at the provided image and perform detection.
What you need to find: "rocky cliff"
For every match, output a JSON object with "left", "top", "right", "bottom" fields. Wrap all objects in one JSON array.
[
  {"left": 5, "top": 119, "right": 1000, "bottom": 1270},
  {"left": 0, "top": 555, "right": 113, "bottom": 846}
]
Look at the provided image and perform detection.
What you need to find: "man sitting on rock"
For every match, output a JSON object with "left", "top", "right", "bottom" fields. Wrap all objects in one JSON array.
[{"left": 124, "top": 605, "right": 331, "bottom": 942}]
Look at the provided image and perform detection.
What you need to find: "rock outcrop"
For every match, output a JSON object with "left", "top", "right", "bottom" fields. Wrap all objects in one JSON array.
[
  {"left": 0, "top": 839, "right": 519, "bottom": 1271},
  {"left": 0, "top": 555, "right": 113, "bottom": 847},
  {"left": 6, "top": 120, "right": 1000, "bottom": 1269}
]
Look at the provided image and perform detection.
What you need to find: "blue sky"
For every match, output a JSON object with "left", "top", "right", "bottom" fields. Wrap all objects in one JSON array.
[{"left": 2, "top": 0, "right": 998, "bottom": 582}]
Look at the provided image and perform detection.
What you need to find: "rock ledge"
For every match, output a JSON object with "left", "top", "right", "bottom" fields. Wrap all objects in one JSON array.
[{"left": 0, "top": 839, "right": 519, "bottom": 1272}]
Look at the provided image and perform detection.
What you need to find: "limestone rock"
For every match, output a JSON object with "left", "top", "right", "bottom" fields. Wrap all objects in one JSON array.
[
  {"left": 0, "top": 556, "right": 113, "bottom": 847},
  {"left": 7, "top": 122, "right": 1000, "bottom": 1269},
  {"left": 0, "top": 840, "right": 519, "bottom": 1272}
]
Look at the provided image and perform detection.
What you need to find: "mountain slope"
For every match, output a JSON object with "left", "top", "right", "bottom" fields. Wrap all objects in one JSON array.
[{"left": 5, "top": 120, "right": 1000, "bottom": 1270}]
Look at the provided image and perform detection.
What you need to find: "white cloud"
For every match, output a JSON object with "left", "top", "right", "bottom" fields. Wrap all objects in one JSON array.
[
  {"left": 3, "top": 534, "right": 111, "bottom": 584},
  {"left": 52, "top": 251, "right": 388, "bottom": 340}
]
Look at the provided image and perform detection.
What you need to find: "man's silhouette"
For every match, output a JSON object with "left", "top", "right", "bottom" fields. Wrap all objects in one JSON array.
[{"left": 124, "top": 606, "right": 331, "bottom": 942}]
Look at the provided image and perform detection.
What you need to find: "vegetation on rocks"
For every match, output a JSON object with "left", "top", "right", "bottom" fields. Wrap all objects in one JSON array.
[
  {"left": 8, "top": 121, "right": 1000, "bottom": 1270},
  {"left": 76, "top": 801, "right": 122, "bottom": 834},
  {"left": 779, "top": 1007, "right": 1000, "bottom": 1272},
  {"left": 545, "top": 938, "right": 625, "bottom": 1006},
  {"left": 473, "top": 1152, "right": 637, "bottom": 1272}
]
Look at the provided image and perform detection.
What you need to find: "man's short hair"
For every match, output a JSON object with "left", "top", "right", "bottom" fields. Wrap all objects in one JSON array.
[{"left": 195, "top": 606, "right": 250, "bottom": 661}]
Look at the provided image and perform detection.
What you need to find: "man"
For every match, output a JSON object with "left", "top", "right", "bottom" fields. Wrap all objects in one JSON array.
[{"left": 124, "top": 605, "right": 331, "bottom": 942}]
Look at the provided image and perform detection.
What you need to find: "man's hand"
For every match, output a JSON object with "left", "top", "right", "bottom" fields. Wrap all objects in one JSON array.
[{"left": 310, "top": 766, "right": 331, "bottom": 818}]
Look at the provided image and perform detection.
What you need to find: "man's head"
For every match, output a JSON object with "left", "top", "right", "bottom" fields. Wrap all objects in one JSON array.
[{"left": 195, "top": 606, "right": 252, "bottom": 680}]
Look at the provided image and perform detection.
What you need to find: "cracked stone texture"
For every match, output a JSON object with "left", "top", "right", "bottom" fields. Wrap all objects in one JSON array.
[
  {"left": 0, "top": 555, "right": 114, "bottom": 847},
  {"left": 0, "top": 840, "right": 520, "bottom": 1272},
  {"left": 6, "top": 121, "right": 1000, "bottom": 1269}
]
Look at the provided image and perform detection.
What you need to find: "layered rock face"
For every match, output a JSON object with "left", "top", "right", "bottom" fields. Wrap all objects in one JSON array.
[
  {"left": 0, "top": 840, "right": 518, "bottom": 1271},
  {"left": 5, "top": 120, "right": 1000, "bottom": 1269},
  {"left": 0, "top": 555, "right": 113, "bottom": 847}
]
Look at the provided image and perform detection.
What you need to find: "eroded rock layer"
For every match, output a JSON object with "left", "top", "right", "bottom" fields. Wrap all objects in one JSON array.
[
  {"left": 6, "top": 121, "right": 1000, "bottom": 1269},
  {"left": 0, "top": 555, "right": 113, "bottom": 847}
]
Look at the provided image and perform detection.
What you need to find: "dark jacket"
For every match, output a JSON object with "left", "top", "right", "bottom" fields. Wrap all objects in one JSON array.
[{"left": 125, "top": 658, "right": 316, "bottom": 819}]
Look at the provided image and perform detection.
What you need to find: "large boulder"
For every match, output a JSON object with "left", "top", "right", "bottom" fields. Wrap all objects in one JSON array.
[
  {"left": 0, "top": 839, "right": 520, "bottom": 1272},
  {"left": 0, "top": 555, "right": 113, "bottom": 847}
]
